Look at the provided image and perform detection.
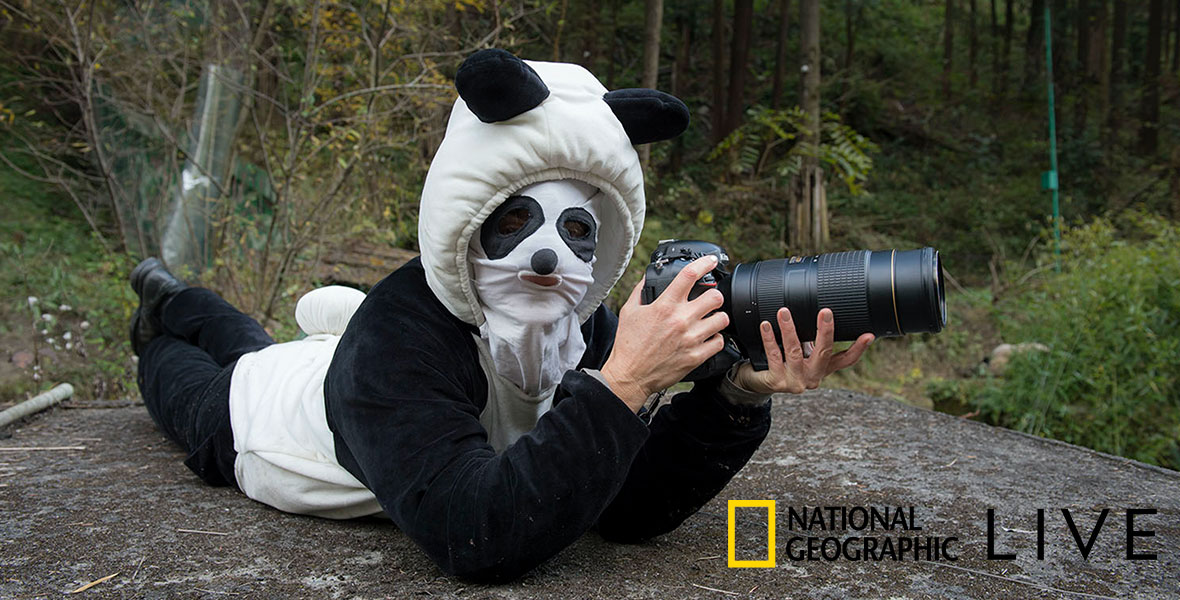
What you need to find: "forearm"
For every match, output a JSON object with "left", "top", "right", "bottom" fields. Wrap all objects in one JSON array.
[{"left": 595, "top": 377, "right": 771, "bottom": 542}]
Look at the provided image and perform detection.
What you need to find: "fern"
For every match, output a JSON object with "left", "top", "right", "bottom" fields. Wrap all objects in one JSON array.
[{"left": 711, "top": 106, "right": 879, "bottom": 196}]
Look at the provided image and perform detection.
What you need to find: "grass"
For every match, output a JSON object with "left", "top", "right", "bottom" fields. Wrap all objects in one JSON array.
[{"left": 0, "top": 143, "right": 138, "bottom": 405}]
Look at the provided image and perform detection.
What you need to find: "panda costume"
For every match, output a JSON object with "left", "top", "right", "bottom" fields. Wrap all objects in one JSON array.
[{"left": 133, "top": 49, "right": 771, "bottom": 582}]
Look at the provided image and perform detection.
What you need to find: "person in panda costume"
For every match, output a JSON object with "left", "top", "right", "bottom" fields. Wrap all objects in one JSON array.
[{"left": 131, "top": 49, "right": 873, "bottom": 582}]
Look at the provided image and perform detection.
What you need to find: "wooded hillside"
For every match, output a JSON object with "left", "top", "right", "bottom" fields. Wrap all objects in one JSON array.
[{"left": 1, "top": 1, "right": 1177, "bottom": 468}]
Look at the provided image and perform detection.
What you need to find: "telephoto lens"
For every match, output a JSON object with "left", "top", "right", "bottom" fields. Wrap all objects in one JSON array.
[
  {"left": 641, "top": 240, "right": 947, "bottom": 374},
  {"left": 727, "top": 248, "right": 946, "bottom": 368}
]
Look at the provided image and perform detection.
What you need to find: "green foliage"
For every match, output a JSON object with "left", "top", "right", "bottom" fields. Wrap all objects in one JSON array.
[
  {"left": 0, "top": 142, "right": 137, "bottom": 401},
  {"left": 710, "top": 106, "right": 879, "bottom": 195},
  {"left": 971, "top": 211, "right": 1180, "bottom": 469}
]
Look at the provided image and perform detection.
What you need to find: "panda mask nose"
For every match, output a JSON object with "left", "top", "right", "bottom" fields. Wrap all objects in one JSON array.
[{"left": 530, "top": 248, "right": 558, "bottom": 275}]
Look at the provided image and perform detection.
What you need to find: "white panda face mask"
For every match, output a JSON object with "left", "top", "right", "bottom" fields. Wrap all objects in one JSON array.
[
  {"left": 469, "top": 179, "right": 600, "bottom": 395},
  {"left": 470, "top": 180, "right": 600, "bottom": 324}
]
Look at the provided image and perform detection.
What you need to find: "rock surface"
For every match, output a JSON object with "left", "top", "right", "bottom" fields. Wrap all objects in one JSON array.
[{"left": 2, "top": 390, "right": 1177, "bottom": 599}]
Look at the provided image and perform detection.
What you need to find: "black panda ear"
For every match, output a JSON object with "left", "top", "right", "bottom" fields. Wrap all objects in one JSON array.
[
  {"left": 602, "top": 89, "right": 690, "bottom": 145},
  {"left": 455, "top": 49, "right": 550, "bottom": 123}
]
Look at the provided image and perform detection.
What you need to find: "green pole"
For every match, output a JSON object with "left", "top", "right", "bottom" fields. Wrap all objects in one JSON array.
[{"left": 1042, "top": 3, "right": 1062, "bottom": 271}]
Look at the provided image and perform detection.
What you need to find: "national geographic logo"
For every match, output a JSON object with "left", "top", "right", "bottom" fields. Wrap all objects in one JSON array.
[
  {"left": 728, "top": 502, "right": 957, "bottom": 567},
  {"left": 727, "top": 502, "right": 1162, "bottom": 568}
]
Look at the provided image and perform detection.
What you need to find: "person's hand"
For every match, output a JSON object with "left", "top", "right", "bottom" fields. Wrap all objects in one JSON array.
[
  {"left": 601, "top": 255, "right": 729, "bottom": 412},
  {"left": 732, "top": 307, "right": 873, "bottom": 395}
]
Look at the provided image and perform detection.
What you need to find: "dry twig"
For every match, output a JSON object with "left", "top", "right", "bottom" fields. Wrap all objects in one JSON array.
[
  {"left": 68, "top": 572, "right": 118, "bottom": 594},
  {"left": 177, "top": 528, "right": 230, "bottom": 536},
  {"left": 689, "top": 583, "right": 740, "bottom": 596}
]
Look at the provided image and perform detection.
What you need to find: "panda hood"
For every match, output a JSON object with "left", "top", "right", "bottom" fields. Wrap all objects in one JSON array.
[{"left": 418, "top": 49, "right": 688, "bottom": 330}]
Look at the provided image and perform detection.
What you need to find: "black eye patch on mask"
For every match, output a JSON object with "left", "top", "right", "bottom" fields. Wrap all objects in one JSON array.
[
  {"left": 557, "top": 207, "right": 597, "bottom": 262},
  {"left": 480, "top": 195, "right": 544, "bottom": 260}
]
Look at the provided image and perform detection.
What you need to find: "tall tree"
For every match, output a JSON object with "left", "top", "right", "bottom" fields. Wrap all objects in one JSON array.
[
  {"left": 969, "top": 0, "right": 978, "bottom": 89},
  {"left": 641, "top": 0, "right": 664, "bottom": 90},
  {"left": 606, "top": 0, "right": 620, "bottom": 88},
  {"left": 580, "top": 0, "right": 600, "bottom": 72},
  {"left": 1139, "top": 0, "right": 1164, "bottom": 155},
  {"left": 711, "top": 0, "right": 726, "bottom": 142},
  {"left": 1088, "top": 1, "right": 1110, "bottom": 136},
  {"left": 1051, "top": 0, "right": 1068, "bottom": 78},
  {"left": 1024, "top": 0, "right": 1046, "bottom": 92},
  {"left": 1107, "top": 0, "right": 1127, "bottom": 142},
  {"left": 844, "top": 0, "right": 859, "bottom": 71},
  {"left": 1075, "top": 0, "right": 1091, "bottom": 134},
  {"left": 991, "top": 0, "right": 1001, "bottom": 97},
  {"left": 943, "top": 0, "right": 955, "bottom": 98},
  {"left": 771, "top": 0, "right": 792, "bottom": 109},
  {"left": 1002, "top": 0, "right": 1014, "bottom": 97},
  {"left": 640, "top": 0, "right": 663, "bottom": 165},
  {"left": 793, "top": 0, "right": 825, "bottom": 252},
  {"left": 1165, "top": 1, "right": 1175, "bottom": 69},
  {"left": 722, "top": 0, "right": 754, "bottom": 138},
  {"left": 1173, "top": 0, "right": 1180, "bottom": 71},
  {"left": 670, "top": 12, "right": 693, "bottom": 171}
]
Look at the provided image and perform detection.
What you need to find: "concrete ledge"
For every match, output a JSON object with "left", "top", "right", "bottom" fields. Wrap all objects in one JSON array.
[{"left": 2, "top": 390, "right": 1177, "bottom": 599}]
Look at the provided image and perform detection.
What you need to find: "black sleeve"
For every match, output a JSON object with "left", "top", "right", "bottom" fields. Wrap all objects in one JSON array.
[
  {"left": 325, "top": 264, "right": 651, "bottom": 582},
  {"left": 579, "top": 304, "right": 774, "bottom": 543},
  {"left": 593, "top": 381, "right": 771, "bottom": 542}
]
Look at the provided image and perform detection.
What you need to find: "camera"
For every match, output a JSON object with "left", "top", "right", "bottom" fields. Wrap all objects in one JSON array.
[{"left": 641, "top": 240, "right": 946, "bottom": 380}]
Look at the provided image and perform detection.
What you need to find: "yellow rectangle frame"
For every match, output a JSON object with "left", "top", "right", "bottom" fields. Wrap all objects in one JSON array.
[{"left": 727, "top": 499, "right": 776, "bottom": 568}]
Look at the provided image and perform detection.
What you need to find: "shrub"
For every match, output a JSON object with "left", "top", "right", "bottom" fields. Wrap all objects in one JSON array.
[{"left": 972, "top": 211, "right": 1180, "bottom": 470}]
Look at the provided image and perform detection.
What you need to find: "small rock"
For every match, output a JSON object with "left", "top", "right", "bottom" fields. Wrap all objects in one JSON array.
[
  {"left": 11, "top": 350, "right": 34, "bottom": 369},
  {"left": 988, "top": 342, "right": 1051, "bottom": 376}
]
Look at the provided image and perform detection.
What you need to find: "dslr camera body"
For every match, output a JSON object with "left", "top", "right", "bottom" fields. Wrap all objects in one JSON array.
[{"left": 641, "top": 239, "right": 946, "bottom": 381}]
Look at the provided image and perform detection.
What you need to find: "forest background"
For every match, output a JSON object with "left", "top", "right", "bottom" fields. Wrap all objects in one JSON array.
[{"left": 0, "top": 0, "right": 1177, "bottom": 469}]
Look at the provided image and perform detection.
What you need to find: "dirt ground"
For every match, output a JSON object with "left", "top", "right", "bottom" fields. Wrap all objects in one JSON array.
[{"left": 2, "top": 389, "right": 1177, "bottom": 599}]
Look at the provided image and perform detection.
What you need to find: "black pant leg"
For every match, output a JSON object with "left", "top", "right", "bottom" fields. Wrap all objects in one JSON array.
[
  {"left": 159, "top": 287, "right": 274, "bottom": 367},
  {"left": 138, "top": 335, "right": 238, "bottom": 487}
]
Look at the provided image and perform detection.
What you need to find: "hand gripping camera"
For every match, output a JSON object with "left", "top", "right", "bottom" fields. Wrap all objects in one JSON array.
[{"left": 641, "top": 240, "right": 947, "bottom": 380}]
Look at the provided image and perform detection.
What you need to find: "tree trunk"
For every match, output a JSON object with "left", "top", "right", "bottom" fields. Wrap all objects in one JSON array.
[
  {"left": 711, "top": 0, "right": 726, "bottom": 143},
  {"left": 1139, "top": 0, "right": 1163, "bottom": 155},
  {"left": 1074, "top": 0, "right": 1091, "bottom": 135},
  {"left": 844, "top": 0, "right": 856, "bottom": 71},
  {"left": 794, "top": 0, "right": 825, "bottom": 253},
  {"left": 553, "top": 0, "right": 569, "bottom": 61},
  {"left": 1107, "top": 0, "right": 1126, "bottom": 144},
  {"left": 672, "top": 15, "right": 691, "bottom": 99},
  {"left": 969, "top": 0, "right": 978, "bottom": 89},
  {"left": 607, "top": 0, "right": 620, "bottom": 88},
  {"left": 1090, "top": 1, "right": 1110, "bottom": 137},
  {"left": 581, "top": 0, "right": 600, "bottom": 71},
  {"left": 801, "top": 0, "right": 821, "bottom": 155},
  {"left": 1002, "top": 0, "right": 1014, "bottom": 97},
  {"left": 1164, "top": 0, "right": 1174, "bottom": 69},
  {"left": 1173, "top": 0, "right": 1180, "bottom": 71},
  {"left": 1024, "top": 0, "right": 1045, "bottom": 92},
  {"left": 771, "top": 0, "right": 791, "bottom": 109},
  {"left": 943, "top": 0, "right": 955, "bottom": 98},
  {"left": 640, "top": 0, "right": 663, "bottom": 164},
  {"left": 641, "top": 0, "right": 663, "bottom": 89},
  {"left": 722, "top": 0, "right": 754, "bottom": 138},
  {"left": 670, "top": 15, "right": 692, "bottom": 171},
  {"left": 1051, "top": 0, "right": 1067, "bottom": 79},
  {"left": 991, "top": 0, "right": 1001, "bottom": 97}
]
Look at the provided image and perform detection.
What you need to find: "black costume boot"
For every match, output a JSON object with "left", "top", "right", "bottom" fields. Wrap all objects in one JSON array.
[{"left": 129, "top": 258, "right": 187, "bottom": 355}]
